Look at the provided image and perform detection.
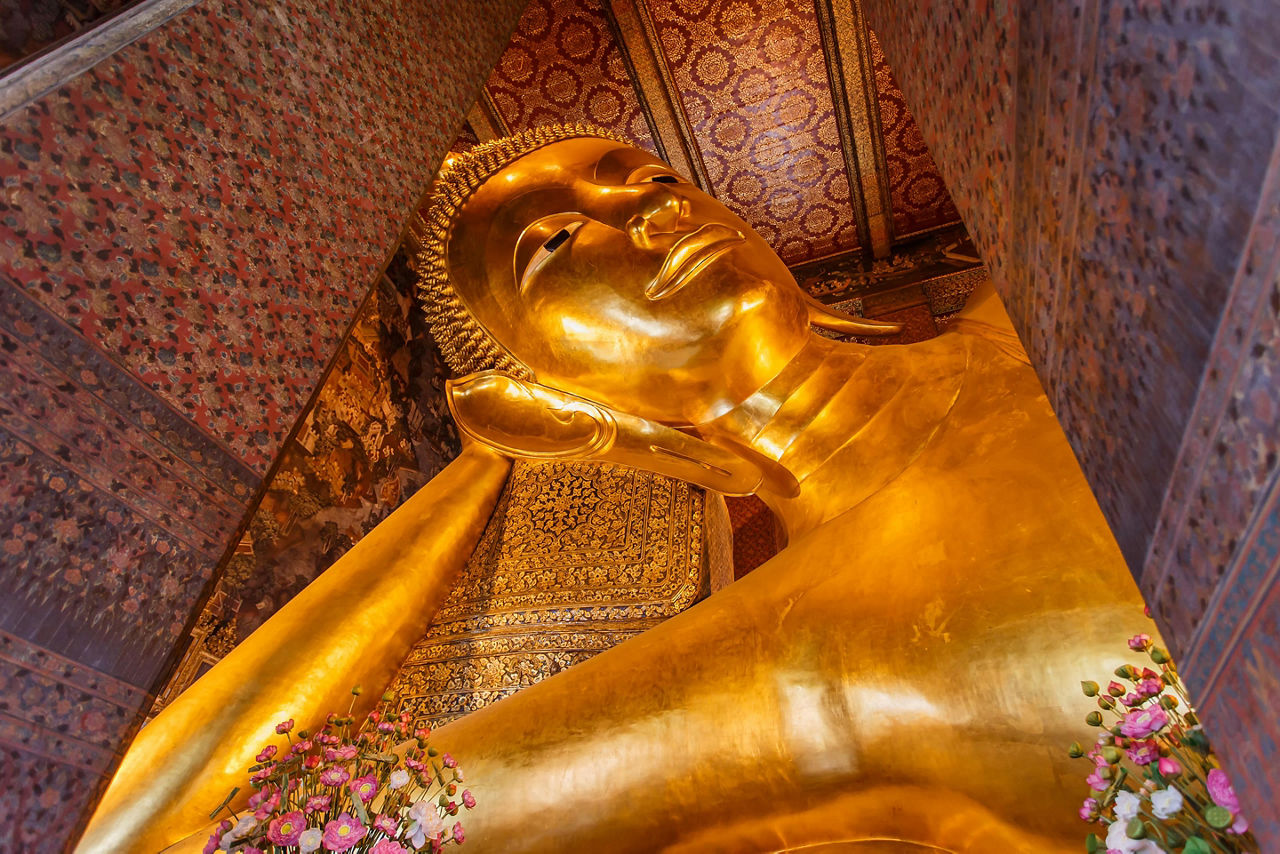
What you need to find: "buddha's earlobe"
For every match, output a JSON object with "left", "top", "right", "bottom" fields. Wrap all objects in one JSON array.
[
  {"left": 447, "top": 371, "right": 781, "bottom": 496},
  {"left": 804, "top": 293, "right": 904, "bottom": 336}
]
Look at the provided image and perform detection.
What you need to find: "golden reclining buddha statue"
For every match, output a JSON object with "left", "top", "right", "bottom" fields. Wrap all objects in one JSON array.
[{"left": 80, "top": 125, "right": 1150, "bottom": 853}]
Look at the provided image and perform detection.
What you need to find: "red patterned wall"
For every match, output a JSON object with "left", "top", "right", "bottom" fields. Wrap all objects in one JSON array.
[
  {"left": 646, "top": 0, "right": 859, "bottom": 265},
  {"left": 0, "top": 1, "right": 524, "bottom": 850},
  {"left": 484, "top": 0, "right": 657, "bottom": 154},
  {"left": 868, "top": 29, "right": 961, "bottom": 238}
]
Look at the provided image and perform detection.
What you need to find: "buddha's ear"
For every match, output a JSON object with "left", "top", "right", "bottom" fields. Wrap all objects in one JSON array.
[
  {"left": 804, "top": 293, "right": 903, "bottom": 336},
  {"left": 447, "top": 371, "right": 794, "bottom": 496}
]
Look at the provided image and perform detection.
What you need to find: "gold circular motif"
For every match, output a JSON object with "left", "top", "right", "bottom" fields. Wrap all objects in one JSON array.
[
  {"left": 718, "top": 1, "right": 757, "bottom": 41},
  {"left": 694, "top": 48, "right": 733, "bottom": 88}
]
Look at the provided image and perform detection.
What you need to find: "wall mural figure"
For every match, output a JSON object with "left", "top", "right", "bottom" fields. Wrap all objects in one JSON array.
[{"left": 150, "top": 254, "right": 462, "bottom": 714}]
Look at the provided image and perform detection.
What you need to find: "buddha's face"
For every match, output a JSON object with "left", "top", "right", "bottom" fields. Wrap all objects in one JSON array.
[{"left": 448, "top": 137, "right": 812, "bottom": 425}]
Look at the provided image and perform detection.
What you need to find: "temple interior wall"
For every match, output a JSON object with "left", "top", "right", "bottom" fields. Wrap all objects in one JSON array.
[
  {"left": 864, "top": 0, "right": 1280, "bottom": 837},
  {"left": 0, "top": 1, "right": 525, "bottom": 849}
]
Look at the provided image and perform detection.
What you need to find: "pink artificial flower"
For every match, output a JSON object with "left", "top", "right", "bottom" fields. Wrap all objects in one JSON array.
[
  {"left": 1119, "top": 706, "right": 1168, "bottom": 739},
  {"left": 256, "top": 745, "right": 278, "bottom": 762},
  {"left": 267, "top": 810, "right": 306, "bottom": 846},
  {"left": 275, "top": 719, "right": 294, "bottom": 734},
  {"left": 291, "top": 739, "right": 314, "bottom": 755},
  {"left": 1127, "top": 740, "right": 1160, "bottom": 765},
  {"left": 1128, "top": 633, "right": 1152, "bottom": 651},
  {"left": 1121, "top": 692, "right": 1144, "bottom": 707},
  {"left": 249, "top": 786, "right": 278, "bottom": 809},
  {"left": 1157, "top": 756, "right": 1182, "bottom": 776},
  {"left": 1085, "top": 770, "right": 1108, "bottom": 792},
  {"left": 415, "top": 727, "right": 431, "bottom": 740},
  {"left": 325, "top": 744, "right": 358, "bottom": 761},
  {"left": 305, "top": 754, "right": 321, "bottom": 769},
  {"left": 442, "top": 753, "right": 457, "bottom": 768},
  {"left": 1207, "top": 768, "right": 1241, "bottom": 812},
  {"left": 250, "top": 767, "right": 272, "bottom": 785},
  {"left": 369, "top": 841, "right": 410, "bottom": 854},
  {"left": 252, "top": 791, "right": 281, "bottom": 820},
  {"left": 1140, "top": 667, "right": 1160, "bottom": 681},
  {"left": 446, "top": 801, "right": 458, "bottom": 815},
  {"left": 350, "top": 773, "right": 379, "bottom": 804},
  {"left": 1078, "top": 797, "right": 1099, "bottom": 822},
  {"left": 320, "top": 767, "right": 351, "bottom": 787},
  {"left": 1136, "top": 678, "right": 1162, "bottom": 697},
  {"left": 405, "top": 756, "right": 426, "bottom": 771},
  {"left": 1107, "top": 680, "right": 1126, "bottom": 696},
  {"left": 452, "top": 822, "right": 465, "bottom": 843},
  {"left": 244, "top": 848, "right": 264, "bottom": 854},
  {"left": 202, "top": 820, "right": 231, "bottom": 854},
  {"left": 373, "top": 813, "right": 398, "bottom": 836},
  {"left": 305, "top": 794, "right": 331, "bottom": 813},
  {"left": 323, "top": 813, "right": 368, "bottom": 852},
  {"left": 378, "top": 721, "right": 396, "bottom": 733},
  {"left": 462, "top": 789, "right": 476, "bottom": 809}
]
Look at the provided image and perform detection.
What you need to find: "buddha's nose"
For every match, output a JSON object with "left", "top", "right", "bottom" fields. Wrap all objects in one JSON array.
[{"left": 624, "top": 186, "right": 689, "bottom": 249}]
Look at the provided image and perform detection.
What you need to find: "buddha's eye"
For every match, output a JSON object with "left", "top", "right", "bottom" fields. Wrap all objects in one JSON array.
[
  {"left": 625, "top": 164, "right": 687, "bottom": 185},
  {"left": 519, "top": 220, "right": 583, "bottom": 291}
]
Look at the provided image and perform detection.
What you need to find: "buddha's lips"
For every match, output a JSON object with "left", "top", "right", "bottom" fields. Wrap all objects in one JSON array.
[{"left": 646, "top": 224, "right": 745, "bottom": 300}]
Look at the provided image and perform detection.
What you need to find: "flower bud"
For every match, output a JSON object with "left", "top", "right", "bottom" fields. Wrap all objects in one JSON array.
[
  {"left": 1101, "top": 746, "right": 1122, "bottom": 764},
  {"left": 1107, "top": 680, "right": 1126, "bottom": 697},
  {"left": 1125, "top": 818, "right": 1147, "bottom": 839},
  {"left": 1204, "top": 805, "right": 1233, "bottom": 829},
  {"left": 1114, "top": 665, "right": 1134, "bottom": 680},
  {"left": 1085, "top": 711, "right": 1104, "bottom": 727},
  {"left": 1150, "top": 647, "right": 1170, "bottom": 664},
  {"left": 1110, "top": 725, "right": 1124, "bottom": 737},
  {"left": 382, "top": 691, "right": 396, "bottom": 702},
  {"left": 1183, "top": 711, "right": 1199, "bottom": 727},
  {"left": 351, "top": 685, "right": 363, "bottom": 695},
  {"left": 1157, "top": 757, "right": 1182, "bottom": 777},
  {"left": 1081, "top": 681, "right": 1100, "bottom": 697},
  {"left": 1068, "top": 742, "right": 1085, "bottom": 759},
  {"left": 1159, "top": 695, "right": 1178, "bottom": 710},
  {"left": 1098, "top": 696, "right": 1116, "bottom": 710},
  {"left": 428, "top": 746, "right": 439, "bottom": 757}
]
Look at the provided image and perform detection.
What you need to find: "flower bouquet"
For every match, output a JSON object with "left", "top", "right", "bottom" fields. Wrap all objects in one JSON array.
[
  {"left": 206, "top": 688, "right": 474, "bottom": 853},
  {"left": 1071, "top": 632, "right": 1258, "bottom": 854}
]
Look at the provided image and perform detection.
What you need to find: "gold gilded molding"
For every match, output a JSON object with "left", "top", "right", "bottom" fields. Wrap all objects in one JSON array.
[
  {"left": 390, "top": 460, "right": 712, "bottom": 729},
  {"left": 604, "top": 0, "right": 713, "bottom": 191},
  {"left": 466, "top": 92, "right": 509, "bottom": 142},
  {"left": 814, "top": 0, "right": 893, "bottom": 258}
]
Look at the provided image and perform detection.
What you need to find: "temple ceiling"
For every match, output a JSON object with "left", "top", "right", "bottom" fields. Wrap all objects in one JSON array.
[{"left": 461, "top": 0, "right": 967, "bottom": 276}]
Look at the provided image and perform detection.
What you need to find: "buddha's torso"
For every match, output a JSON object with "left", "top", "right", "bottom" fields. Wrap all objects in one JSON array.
[{"left": 432, "top": 327, "right": 1147, "bottom": 853}]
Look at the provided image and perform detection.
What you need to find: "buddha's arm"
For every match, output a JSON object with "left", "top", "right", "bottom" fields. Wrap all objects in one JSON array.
[{"left": 76, "top": 446, "right": 511, "bottom": 854}]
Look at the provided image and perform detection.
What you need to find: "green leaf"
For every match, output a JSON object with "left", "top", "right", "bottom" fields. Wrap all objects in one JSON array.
[
  {"left": 1181, "top": 837, "right": 1211, "bottom": 854},
  {"left": 351, "top": 794, "right": 371, "bottom": 825},
  {"left": 1084, "top": 833, "right": 1100, "bottom": 853},
  {"left": 208, "top": 786, "right": 239, "bottom": 820},
  {"left": 1203, "top": 805, "right": 1233, "bottom": 829}
]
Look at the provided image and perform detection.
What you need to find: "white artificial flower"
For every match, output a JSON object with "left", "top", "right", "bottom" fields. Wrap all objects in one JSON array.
[
  {"left": 388, "top": 767, "right": 411, "bottom": 789},
  {"left": 298, "top": 827, "right": 323, "bottom": 853},
  {"left": 1106, "top": 819, "right": 1165, "bottom": 854},
  {"left": 221, "top": 816, "right": 257, "bottom": 848},
  {"left": 406, "top": 798, "right": 446, "bottom": 848},
  {"left": 1114, "top": 791, "right": 1142, "bottom": 823},
  {"left": 1151, "top": 787, "right": 1184, "bottom": 819}
]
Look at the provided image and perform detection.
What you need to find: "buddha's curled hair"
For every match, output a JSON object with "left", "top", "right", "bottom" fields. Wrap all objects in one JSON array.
[{"left": 408, "top": 123, "right": 630, "bottom": 378}]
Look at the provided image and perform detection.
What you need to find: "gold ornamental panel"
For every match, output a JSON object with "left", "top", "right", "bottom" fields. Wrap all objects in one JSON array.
[{"left": 390, "top": 459, "right": 712, "bottom": 729}]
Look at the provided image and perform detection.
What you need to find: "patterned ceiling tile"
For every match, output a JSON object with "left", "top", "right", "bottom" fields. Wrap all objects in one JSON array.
[
  {"left": 647, "top": 0, "right": 860, "bottom": 265},
  {"left": 868, "top": 29, "right": 961, "bottom": 239},
  {"left": 484, "top": 0, "right": 658, "bottom": 154}
]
